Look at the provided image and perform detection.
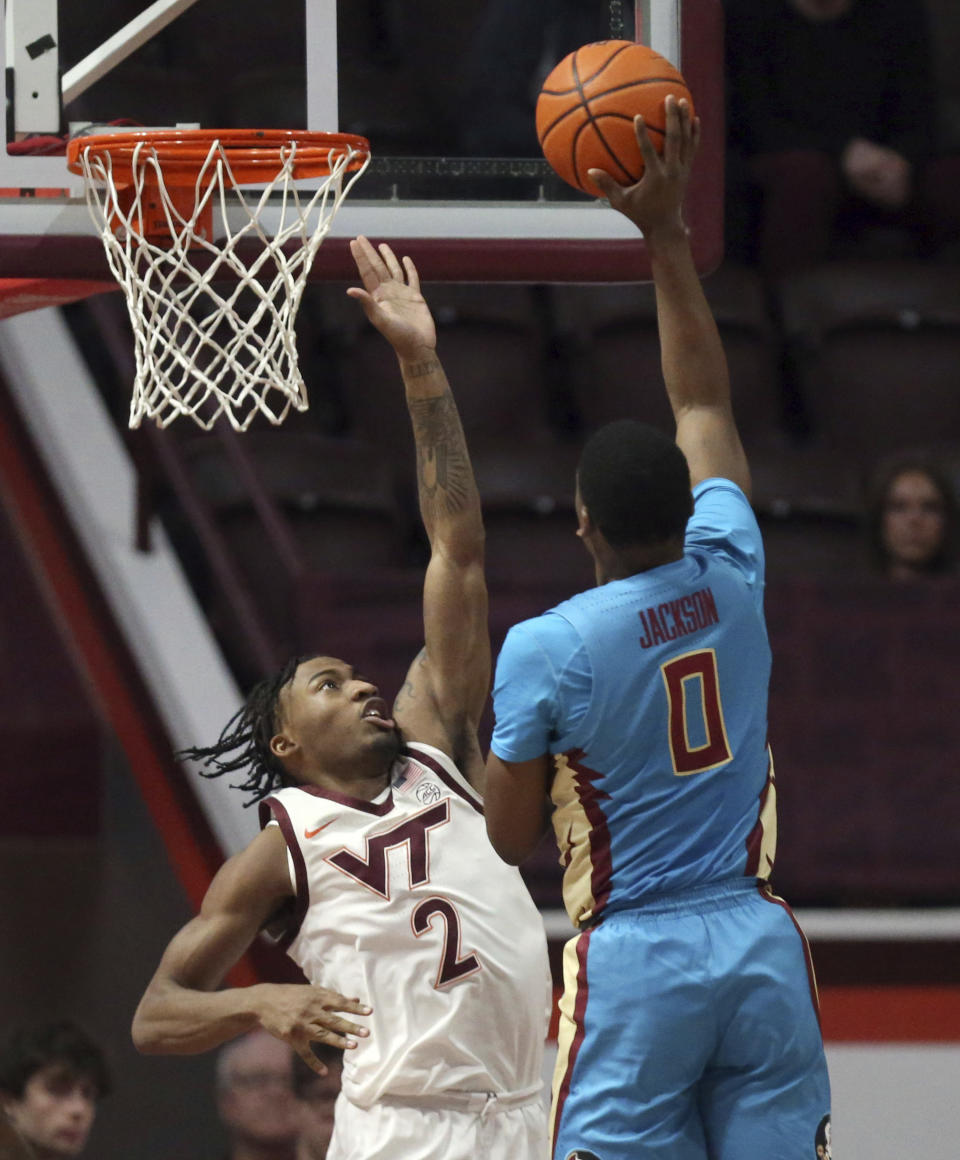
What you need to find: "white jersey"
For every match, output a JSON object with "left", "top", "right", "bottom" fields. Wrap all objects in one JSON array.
[{"left": 260, "top": 742, "right": 551, "bottom": 1109}]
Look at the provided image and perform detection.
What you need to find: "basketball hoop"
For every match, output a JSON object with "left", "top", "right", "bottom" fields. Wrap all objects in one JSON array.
[{"left": 66, "top": 129, "right": 371, "bottom": 431}]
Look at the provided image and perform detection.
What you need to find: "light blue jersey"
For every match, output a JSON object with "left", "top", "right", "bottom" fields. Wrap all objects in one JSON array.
[
  {"left": 492, "top": 478, "right": 830, "bottom": 1159},
  {"left": 492, "top": 478, "right": 777, "bottom": 927}
]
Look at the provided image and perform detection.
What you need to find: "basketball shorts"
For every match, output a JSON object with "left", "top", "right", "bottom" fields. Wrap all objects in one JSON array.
[
  {"left": 551, "top": 879, "right": 832, "bottom": 1160},
  {"left": 328, "top": 1085, "right": 548, "bottom": 1160}
]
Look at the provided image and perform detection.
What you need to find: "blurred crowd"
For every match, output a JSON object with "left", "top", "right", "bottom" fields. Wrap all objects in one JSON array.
[{"left": 0, "top": 1023, "right": 342, "bottom": 1160}]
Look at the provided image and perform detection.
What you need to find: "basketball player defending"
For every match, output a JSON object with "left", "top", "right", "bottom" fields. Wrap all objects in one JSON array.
[
  {"left": 131, "top": 236, "right": 551, "bottom": 1160},
  {"left": 485, "top": 97, "right": 832, "bottom": 1158}
]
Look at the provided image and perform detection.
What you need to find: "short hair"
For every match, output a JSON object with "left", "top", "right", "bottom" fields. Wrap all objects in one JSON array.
[
  {"left": 577, "top": 419, "right": 693, "bottom": 548},
  {"left": 0, "top": 1020, "right": 111, "bottom": 1101},
  {"left": 215, "top": 1029, "right": 295, "bottom": 1092},
  {"left": 180, "top": 654, "right": 318, "bottom": 804},
  {"left": 865, "top": 452, "right": 959, "bottom": 574}
]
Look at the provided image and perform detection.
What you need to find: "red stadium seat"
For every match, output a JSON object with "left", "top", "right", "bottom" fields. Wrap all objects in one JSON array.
[{"left": 778, "top": 261, "right": 960, "bottom": 467}]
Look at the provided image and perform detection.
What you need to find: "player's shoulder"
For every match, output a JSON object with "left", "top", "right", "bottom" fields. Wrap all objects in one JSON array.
[
  {"left": 257, "top": 782, "right": 333, "bottom": 833},
  {"left": 503, "top": 600, "right": 586, "bottom": 659},
  {"left": 398, "top": 741, "right": 485, "bottom": 813},
  {"left": 687, "top": 477, "right": 765, "bottom": 581},
  {"left": 690, "top": 476, "right": 760, "bottom": 530},
  {"left": 259, "top": 782, "right": 310, "bottom": 812},
  {"left": 693, "top": 475, "right": 751, "bottom": 504}
]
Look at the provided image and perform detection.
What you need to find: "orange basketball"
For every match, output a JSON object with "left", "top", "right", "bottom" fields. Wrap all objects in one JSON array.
[{"left": 536, "top": 41, "right": 694, "bottom": 197}]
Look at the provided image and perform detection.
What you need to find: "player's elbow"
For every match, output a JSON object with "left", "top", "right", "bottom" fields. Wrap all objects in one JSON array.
[
  {"left": 130, "top": 1008, "right": 160, "bottom": 1054},
  {"left": 131, "top": 994, "right": 173, "bottom": 1055},
  {"left": 433, "top": 532, "right": 485, "bottom": 572},
  {"left": 483, "top": 753, "right": 549, "bottom": 864},
  {"left": 487, "top": 835, "right": 522, "bottom": 865},
  {"left": 490, "top": 841, "right": 527, "bottom": 866},
  {"left": 485, "top": 816, "right": 538, "bottom": 866}
]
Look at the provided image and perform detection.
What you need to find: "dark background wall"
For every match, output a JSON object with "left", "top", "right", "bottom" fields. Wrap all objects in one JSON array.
[{"left": 0, "top": 496, "right": 226, "bottom": 1158}]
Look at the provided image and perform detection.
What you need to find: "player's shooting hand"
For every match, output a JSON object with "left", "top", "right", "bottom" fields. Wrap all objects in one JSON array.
[
  {"left": 347, "top": 236, "right": 437, "bottom": 360},
  {"left": 255, "top": 982, "right": 372, "bottom": 1075},
  {"left": 588, "top": 94, "right": 699, "bottom": 241}
]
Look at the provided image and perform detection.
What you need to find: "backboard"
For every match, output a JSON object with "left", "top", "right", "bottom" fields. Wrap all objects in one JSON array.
[{"left": 0, "top": 0, "right": 724, "bottom": 282}]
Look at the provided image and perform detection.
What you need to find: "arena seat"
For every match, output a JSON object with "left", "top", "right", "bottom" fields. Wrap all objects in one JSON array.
[
  {"left": 768, "top": 574, "right": 960, "bottom": 905},
  {"left": 337, "top": 283, "right": 566, "bottom": 476},
  {"left": 168, "top": 430, "right": 410, "bottom": 662},
  {"left": 473, "top": 441, "right": 591, "bottom": 591},
  {"left": 551, "top": 262, "right": 784, "bottom": 451},
  {"left": 925, "top": 0, "right": 960, "bottom": 153},
  {"left": 778, "top": 261, "right": 960, "bottom": 467}
]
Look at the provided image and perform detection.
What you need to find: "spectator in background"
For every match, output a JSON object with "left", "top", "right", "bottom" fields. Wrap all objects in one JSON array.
[
  {"left": 293, "top": 1046, "right": 342, "bottom": 1160},
  {"left": 866, "top": 454, "right": 958, "bottom": 580},
  {"left": 457, "top": 0, "right": 607, "bottom": 156},
  {"left": 1, "top": 1109, "right": 36, "bottom": 1160},
  {"left": 723, "top": 0, "right": 955, "bottom": 277},
  {"left": 216, "top": 1030, "right": 301, "bottom": 1160},
  {"left": 0, "top": 1020, "right": 111, "bottom": 1160}
]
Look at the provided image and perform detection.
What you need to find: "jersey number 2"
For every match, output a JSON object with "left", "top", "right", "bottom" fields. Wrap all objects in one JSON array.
[
  {"left": 412, "top": 898, "right": 482, "bottom": 988},
  {"left": 327, "top": 802, "right": 482, "bottom": 990},
  {"left": 661, "top": 648, "right": 732, "bottom": 775}
]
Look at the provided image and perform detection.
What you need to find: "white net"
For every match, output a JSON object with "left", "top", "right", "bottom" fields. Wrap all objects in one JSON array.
[{"left": 72, "top": 134, "right": 370, "bottom": 430}]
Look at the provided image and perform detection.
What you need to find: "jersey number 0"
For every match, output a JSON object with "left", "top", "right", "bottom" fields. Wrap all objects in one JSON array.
[{"left": 661, "top": 648, "right": 732, "bottom": 775}]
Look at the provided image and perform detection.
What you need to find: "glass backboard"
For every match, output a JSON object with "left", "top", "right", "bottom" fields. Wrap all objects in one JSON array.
[{"left": 0, "top": 0, "right": 723, "bottom": 281}]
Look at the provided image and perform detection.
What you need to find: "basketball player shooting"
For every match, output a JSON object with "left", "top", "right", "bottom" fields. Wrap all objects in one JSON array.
[
  {"left": 131, "top": 237, "right": 551, "bottom": 1160},
  {"left": 484, "top": 97, "right": 832, "bottom": 1159}
]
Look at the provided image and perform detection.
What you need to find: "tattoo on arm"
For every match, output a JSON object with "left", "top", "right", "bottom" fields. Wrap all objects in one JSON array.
[
  {"left": 393, "top": 649, "right": 426, "bottom": 718},
  {"left": 408, "top": 393, "right": 473, "bottom": 517},
  {"left": 404, "top": 359, "right": 442, "bottom": 380}
]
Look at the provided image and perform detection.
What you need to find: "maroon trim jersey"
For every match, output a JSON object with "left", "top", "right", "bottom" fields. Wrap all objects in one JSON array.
[{"left": 260, "top": 742, "right": 551, "bottom": 1108}]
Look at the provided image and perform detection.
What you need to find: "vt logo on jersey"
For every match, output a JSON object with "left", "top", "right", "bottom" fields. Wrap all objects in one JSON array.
[
  {"left": 326, "top": 801, "right": 449, "bottom": 899},
  {"left": 325, "top": 799, "right": 482, "bottom": 988}
]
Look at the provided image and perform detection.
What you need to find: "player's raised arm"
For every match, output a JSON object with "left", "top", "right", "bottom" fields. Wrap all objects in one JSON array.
[
  {"left": 588, "top": 96, "right": 751, "bottom": 497},
  {"left": 131, "top": 826, "right": 371, "bottom": 1076},
  {"left": 347, "top": 238, "right": 489, "bottom": 779}
]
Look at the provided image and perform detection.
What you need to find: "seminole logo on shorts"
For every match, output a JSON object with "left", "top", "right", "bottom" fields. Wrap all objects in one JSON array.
[
  {"left": 564, "top": 1152, "right": 602, "bottom": 1160},
  {"left": 815, "top": 1113, "right": 832, "bottom": 1159}
]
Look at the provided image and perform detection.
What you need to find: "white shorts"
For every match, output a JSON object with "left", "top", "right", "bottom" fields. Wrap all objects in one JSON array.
[{"left": 328, "top": 1087, "right": 548, "bottom": 1160}]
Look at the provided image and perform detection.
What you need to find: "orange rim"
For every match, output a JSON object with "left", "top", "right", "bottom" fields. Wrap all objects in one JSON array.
[{"left": 66, "top": 129, "right": 371, "bottom": 185}]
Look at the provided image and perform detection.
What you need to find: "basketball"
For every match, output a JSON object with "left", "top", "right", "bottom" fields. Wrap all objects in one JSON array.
[{"left": 536, "top": 40, "right": 694, "bottom": 197}]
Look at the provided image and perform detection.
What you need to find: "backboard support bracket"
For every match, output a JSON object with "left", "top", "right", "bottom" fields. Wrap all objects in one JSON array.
[{"left": 5, "top": 0, "right": 203, "bottom": 136}]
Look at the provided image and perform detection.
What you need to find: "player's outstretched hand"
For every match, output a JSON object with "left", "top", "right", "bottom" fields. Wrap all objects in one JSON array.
[
  {"left": 588, "top": 94, "right": 700, "bottom": 240},
  {"left": 347, "top": 236, "right": 437, "bottom": 360},
  {"left": 255, "top": 982, "right": 372, "bottom": 1075}
]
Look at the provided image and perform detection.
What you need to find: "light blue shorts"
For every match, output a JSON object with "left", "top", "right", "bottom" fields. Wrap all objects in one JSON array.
[{"left": 550, "top": 880, "right": 831, "bottom": 1160}]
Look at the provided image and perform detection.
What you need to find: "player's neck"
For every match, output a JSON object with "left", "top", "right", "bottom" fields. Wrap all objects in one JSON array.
[
  {"left": 302, "top": 755, "right": 394, "bottom": 801},
  {"left": 596, "top": 537, "right": 684, "bottom": 583}
]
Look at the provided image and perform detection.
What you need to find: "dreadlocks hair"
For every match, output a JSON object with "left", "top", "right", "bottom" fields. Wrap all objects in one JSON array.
[{"left": 179, "top": 655, "right": 316, "bottom": 805}]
